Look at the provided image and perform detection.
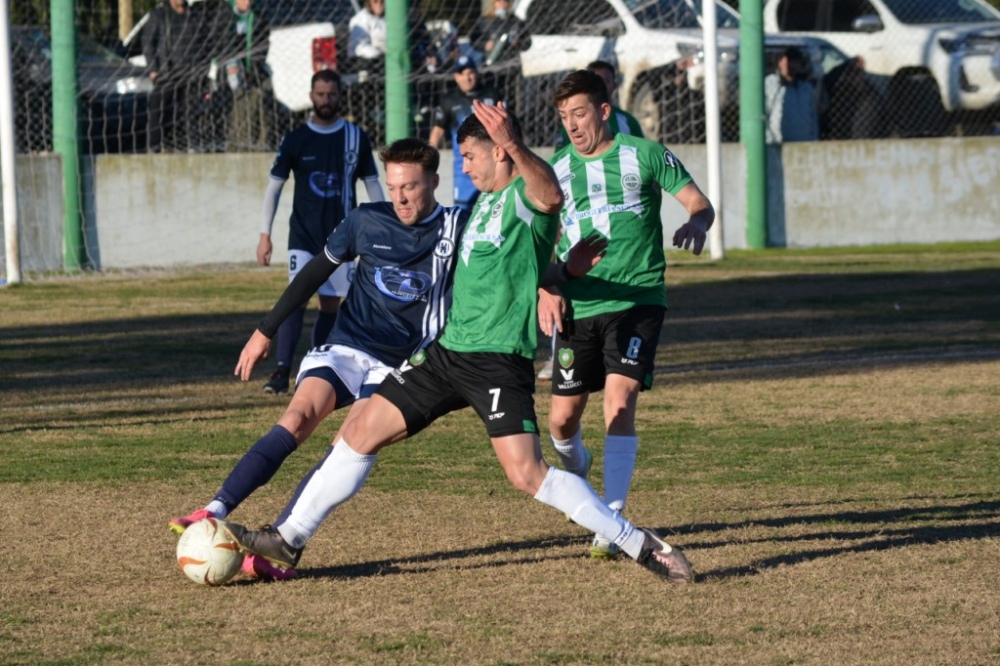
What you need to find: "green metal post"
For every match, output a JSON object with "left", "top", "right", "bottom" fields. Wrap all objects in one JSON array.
[
  {"left": 51, "top": 0, "right": 85, "bottom": 269},
  {"left": 384, "top": 0, "right": 412, "bottom": 143},
  {"left": 739, "top": 0, "right": 767, "bottom": 249}
]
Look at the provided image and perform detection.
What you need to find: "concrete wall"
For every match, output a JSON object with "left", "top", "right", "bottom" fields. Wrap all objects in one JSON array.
[{"left": 3, "top": 137, "right": 999, "bottom": 273}]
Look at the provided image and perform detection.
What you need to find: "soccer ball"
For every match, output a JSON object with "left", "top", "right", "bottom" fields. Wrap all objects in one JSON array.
[{"left": 176, "top": 517, "right": 243, "bottom": 586}]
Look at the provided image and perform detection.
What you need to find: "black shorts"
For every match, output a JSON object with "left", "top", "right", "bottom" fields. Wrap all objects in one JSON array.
[
  {"left": 551, "top": 304, "right": 665, "bottom": 396},
  {"left": 375, "top": 342, "right": 540, "bottom": 439}
]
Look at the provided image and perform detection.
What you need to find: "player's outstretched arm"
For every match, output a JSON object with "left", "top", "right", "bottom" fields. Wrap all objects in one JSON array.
[
  {"left": 671, "top": 183, "right": 715, "bottom": 256},
  {"left": 472, "top": 99, "right": 563, "bottom": 214},
  {"left": 235, "top": 330, "right": 271, "bottom": 381}
]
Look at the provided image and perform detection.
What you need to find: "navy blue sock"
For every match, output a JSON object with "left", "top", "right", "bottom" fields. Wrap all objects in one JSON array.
[
  {"left": 275, "top": 307, "right": 306, "bottom": 368},
  {"left": 275, "top": 445, "right": 336, "bottom": 526},
  {"left": 312, "top": 310, "right": 338, "bottom": 348},
  {"left": 214, "top": 425, "right": 298, "bottom": 512}
]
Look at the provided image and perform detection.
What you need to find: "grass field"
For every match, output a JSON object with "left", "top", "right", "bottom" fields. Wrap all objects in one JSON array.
[{"left": 2, "top": 243, "right": 999, "bottom": 665}]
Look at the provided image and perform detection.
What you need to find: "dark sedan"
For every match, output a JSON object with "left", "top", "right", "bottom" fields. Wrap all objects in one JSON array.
[{"left": 12, "top": 26, "right": 154, "bottom": 154}]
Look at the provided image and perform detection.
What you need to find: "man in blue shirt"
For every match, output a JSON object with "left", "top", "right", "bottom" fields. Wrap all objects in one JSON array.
[
  {"left": 257, "top": 70, "right": 384, "bottom": 395},
  {"left": 428, "top": 56, "right": 500, "bottom": 210}
]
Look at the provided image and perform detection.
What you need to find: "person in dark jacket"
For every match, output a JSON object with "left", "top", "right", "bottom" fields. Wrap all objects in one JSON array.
[{"left": 143, "top": 0, "right": 223, "bottom": 151}]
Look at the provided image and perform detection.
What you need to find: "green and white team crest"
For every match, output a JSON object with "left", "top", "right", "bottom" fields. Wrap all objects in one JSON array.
[
  {"left": 409, "top": 350, "right": 427, "bottom": 366},
  {"left": 558, "top": 348, "right": 574, "bottom": 368}
]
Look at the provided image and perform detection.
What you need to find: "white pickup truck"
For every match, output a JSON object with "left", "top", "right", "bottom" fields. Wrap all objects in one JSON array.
[{"left": 762, "top": 0, "right": 1000, "bottom": 135}]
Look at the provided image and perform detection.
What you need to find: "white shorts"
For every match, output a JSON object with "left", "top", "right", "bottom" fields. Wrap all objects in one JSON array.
[
  {"left": 288, "top": 249, "right": 355, "bottom": 298},
  {"left": 295, "top": 344, "right": 394, "bottom": 401}
]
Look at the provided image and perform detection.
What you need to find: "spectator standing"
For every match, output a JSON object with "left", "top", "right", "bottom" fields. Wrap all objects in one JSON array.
[
  {"left": 219, "top": 0, "right": 272, "bottom": 150},
  {"left": 257, "top": 70, "right": 385, "bottom": 395},
  {"left": 470, "top": 0, "right": 531, "bottom": 66},
  {"left": 144, "top": 0, "right": 216, "bottom": 152},
  {"left": 348, "top": 0, "right": 387, "bottom": 65},
  {"left": 428, "top": 55, "right": 501, "bottom": 210},
  {"left": 764, "top": 46, "right": 820, "bottom": 144}
]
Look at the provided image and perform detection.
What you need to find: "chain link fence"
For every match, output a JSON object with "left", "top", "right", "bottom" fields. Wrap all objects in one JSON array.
[{"left": 7, "top": 0, "right": 1000, "bottom": 156}]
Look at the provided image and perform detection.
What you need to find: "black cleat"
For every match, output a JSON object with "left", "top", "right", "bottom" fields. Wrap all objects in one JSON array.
[
  {"left": 223, "top": 523, "right": 303, "bottom": 570},
  {"left": 636, "top": 528, "right": 694, "bottom": 584},
  {"left": 263, "top": 367, "right": 290, "bottom": 394}
]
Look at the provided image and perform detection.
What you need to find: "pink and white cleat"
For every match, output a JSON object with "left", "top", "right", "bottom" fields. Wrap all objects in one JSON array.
[
  {"left": 242, "top": 554, "right": 298, "bottom": 581},
  {"left": 168, "top": 508, "right": 216, "bottom": 536}
]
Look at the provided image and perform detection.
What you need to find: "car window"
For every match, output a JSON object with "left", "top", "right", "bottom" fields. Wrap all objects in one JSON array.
[
  {"left": 261, "top": 0, "right": 358, "bottom": 28},
  {"left": 775, "top": 0, "right": 826, "bottom": 31},
  {"left": 624, "top": 0, "right": 738, "bottom": 30},
  {"left": 13, "top": 27, "right": 120, "bottom": 64},
  {"left": 525, "top": 0, "right": 621, "bottom": 35},
  {"left": 829, "top": 0, "right": 879, "bottom": 32},
  {"left": 882, "top": 0, "right": 999, "bottom": 24}
]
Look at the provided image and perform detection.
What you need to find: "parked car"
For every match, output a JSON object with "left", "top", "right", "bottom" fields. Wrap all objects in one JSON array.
[
  {"left": 512, "top": 0, "right": 742, "bottom": 144},
  {"left": 762, "top": 0, "right": 1000, "bottom": 136},
  {"left": 12, "top": 26, "right": 153, "bottom": 153}
]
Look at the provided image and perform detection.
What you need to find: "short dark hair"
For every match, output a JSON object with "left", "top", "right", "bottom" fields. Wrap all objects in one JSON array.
[
  {"left": 554, "top": 69, "right": 610, "bottom": 109},
  {"left": 455, "top": 109, "right": 523, "bottom": 146},
  {"left": 378, "top": 138, "right": 439, "bottom": 174},
  {"left": 586, "top": 60, "right": 616, "bottom": 79},
  {"left": 782, "top": 46, "right": 807, "bottom": 63},
  {"left": 311, "top": 69, "right": 342, "bottom": 91}
]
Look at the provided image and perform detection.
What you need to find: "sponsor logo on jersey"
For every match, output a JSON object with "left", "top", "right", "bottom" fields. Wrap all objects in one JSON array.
[
  {"left": 556, "top": 379, "right": 584, "bottom": 390},
  {"left": 488, "top": 412, "right": 506, "bottom": 420},
  {"left": 309, "top": 172, "right": 342, "bottom": 198},
  {"left": 463, "top": 231, "right": 505, "bottom": 244},
  {"left": 491, "top": 202, "right": 504, "bottom": 219},
  {"left": 619, "top": 357, "right": 640, "bottom": 366},
  {"left": 558, "top": 348, "right": 574, "bottom": 368},
  {"left": 566, "top": 202, "right": 644, "bottom": 223},
  {"left": 591, "top": 183, "right": 603, "bottom": 193},
  {"left": 621, "top": 173, "right": 641, "bottom": 191},
  {"left": 373, "top": 244, "right": 392, "bottom": 250},
  {"left": 663, "top": 148, "right": 679, "bottom": 169},
  {"left": 375, "top": 267, "right": 432, "bottom": 302},
  {"left": 345, "top": 150, "right": 358, "bottom": 166},
  {"left": 434, "top": 238, "right": 456, "bottom": 258},
  {"left": 558, "top": 173, "right": 575, "bottom": 184}
]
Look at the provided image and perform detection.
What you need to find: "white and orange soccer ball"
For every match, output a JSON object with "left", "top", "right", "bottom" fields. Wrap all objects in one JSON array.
[{"left": 176, "top": 517, "right": 242, "bottom": 586}]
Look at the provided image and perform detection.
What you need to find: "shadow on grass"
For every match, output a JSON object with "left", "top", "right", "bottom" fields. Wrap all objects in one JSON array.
[
  {"left": 2, "top": 268, "right": 998, "bottom": 396},
  {"left": 228, "top": 498, "right": 1000, "bottom": 585}
]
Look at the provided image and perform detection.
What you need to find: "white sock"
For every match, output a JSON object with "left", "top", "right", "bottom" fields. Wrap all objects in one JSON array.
[
  {"left": 533, "top": 467, "right": 647, "bottom": 560},
  {"left": 550, "top": 427, "right": 589, "bottom": 477},
  {"left": 278, "top": 439, "right": 376, "bottom": 548},
  {"left": 603, "top": 435, "right": 638, "bottom": 512},
  {"left": 205, "top": 500, "right": 228, "bottom": 518}
]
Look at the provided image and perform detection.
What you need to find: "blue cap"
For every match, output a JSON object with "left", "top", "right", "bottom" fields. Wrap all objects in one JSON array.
[{"left": 453, "top": 55, "right": 477, "bottom": 73}]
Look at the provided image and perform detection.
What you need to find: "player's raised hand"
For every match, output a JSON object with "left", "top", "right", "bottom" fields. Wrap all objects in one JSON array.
[
  {"left": 235, "top": 330, "right": 271, "bottom": 381},
  {"left": 472, "top": 99, "right": 518, "bottom": 151},
  {"left": 672, "top": 218, "right": 708, "bottom": 255},
  {"left": 565, "top": 233, "right": 608, "bottom": 277}
]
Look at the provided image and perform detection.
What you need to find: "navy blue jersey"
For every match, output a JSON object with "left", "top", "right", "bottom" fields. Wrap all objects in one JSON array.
[
  {"left": 325, "top": 202, "right": 470, "bottom": 366},
  {"left": 271, "top": 119, "right": 378, "bottom": 254}
]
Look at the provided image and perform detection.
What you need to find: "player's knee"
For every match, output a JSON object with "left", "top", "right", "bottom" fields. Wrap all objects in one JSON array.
[{"left": 502, "top": 462, "right": 545, "bottom": 496}]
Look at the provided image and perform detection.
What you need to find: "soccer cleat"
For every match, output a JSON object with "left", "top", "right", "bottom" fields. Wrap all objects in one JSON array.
[
  {"left": 263, "top": 367, "right": 290, "bottom": 394},
  {"left": 537, "top": 357, "right": 554, "bottom": 380},
  {"left": 242, "top": 554, "right": 298, "bottom": 581},
  {"left": 589, "top": 533, "right": 621, "bottom": 559},
  {"left": 223, "top": 522, "right": 303, "bottom": 569},
  {"left": 168, "top": 508, "right": 215, "bottom": 536},
  {"left": 636, "top": 528, "right": 694, "bottom": 584}
]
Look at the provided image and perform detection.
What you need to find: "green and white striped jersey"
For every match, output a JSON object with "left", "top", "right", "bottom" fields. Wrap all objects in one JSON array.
[
  {"left": 439, "top": 175, "right": 560, "bottom": 359},
  {"left": 551, "top": 133, "right": 693, "bottom": 319}
]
